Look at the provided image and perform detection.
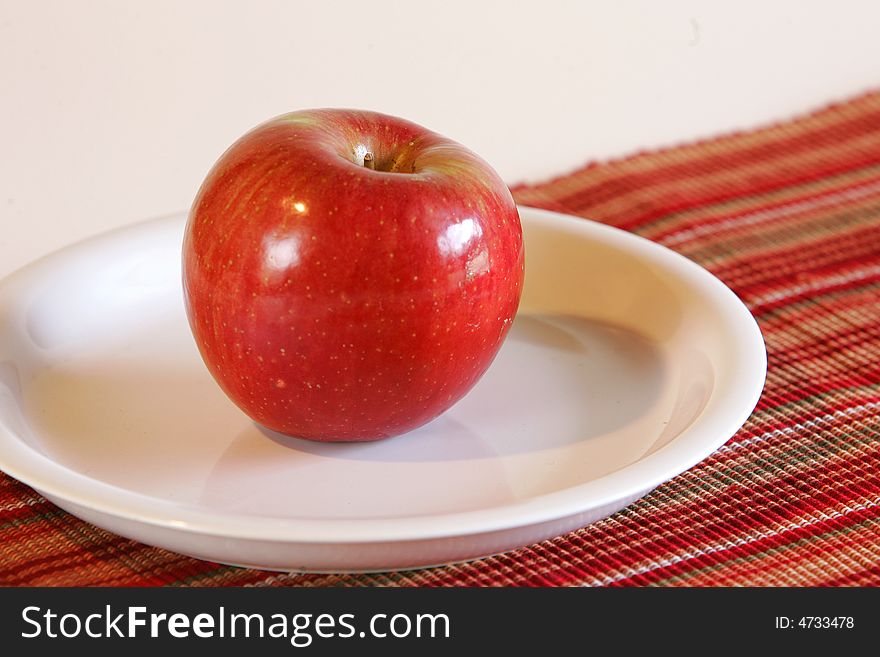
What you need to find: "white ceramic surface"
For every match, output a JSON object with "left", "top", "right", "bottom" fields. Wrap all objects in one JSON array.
[{"left": 0, "top": 207, "right": 766, "bottom": 572}]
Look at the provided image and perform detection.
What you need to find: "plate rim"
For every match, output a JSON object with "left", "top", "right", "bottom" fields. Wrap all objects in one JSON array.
[{"left": 0, "top": 206, "right": 767, "bottom": 543}]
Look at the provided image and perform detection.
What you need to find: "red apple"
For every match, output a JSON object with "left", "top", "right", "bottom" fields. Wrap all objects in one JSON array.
[{"left": 182, "top": 109, "right": 524, "bottom": 441}]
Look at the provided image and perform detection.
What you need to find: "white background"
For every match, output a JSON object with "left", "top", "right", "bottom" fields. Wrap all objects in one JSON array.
[{"left": 2, "top": 0, "right": 879, "bottom": 278}]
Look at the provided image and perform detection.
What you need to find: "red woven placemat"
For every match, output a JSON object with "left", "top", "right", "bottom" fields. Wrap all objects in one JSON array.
[{"left": 3, "top": 92, "right": 880, "bottom": 587}]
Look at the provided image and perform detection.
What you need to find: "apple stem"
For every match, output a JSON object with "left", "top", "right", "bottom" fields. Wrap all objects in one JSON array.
[{"left": 363, "top": 152, "right": 375, "bottom": 170}]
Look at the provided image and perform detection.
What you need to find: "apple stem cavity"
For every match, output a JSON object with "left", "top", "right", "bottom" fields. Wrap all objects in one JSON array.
[{"left": 363, "top": 152, "right": 375, "bottom": 170}]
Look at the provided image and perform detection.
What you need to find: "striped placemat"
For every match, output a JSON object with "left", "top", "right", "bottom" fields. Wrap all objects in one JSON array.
[{"left": 3, "top": 91, "right": 880, "bottom": 586}]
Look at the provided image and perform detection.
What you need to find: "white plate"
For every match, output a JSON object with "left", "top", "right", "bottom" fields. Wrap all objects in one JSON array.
[{"left": 0, "top": 207, "right": 765, "bottom": 572}]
